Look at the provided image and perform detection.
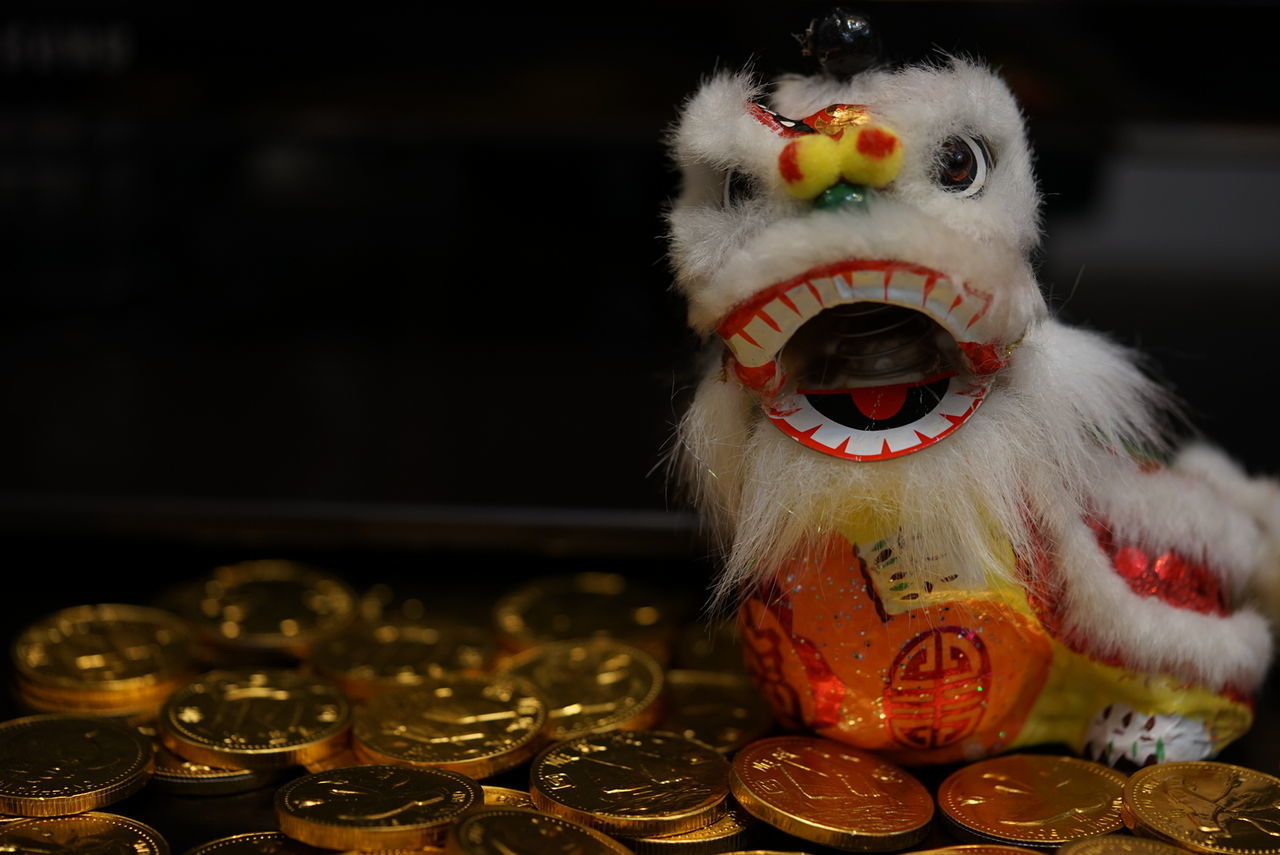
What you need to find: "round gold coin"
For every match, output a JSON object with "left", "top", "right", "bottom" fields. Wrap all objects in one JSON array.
[
  {"left": 1123, "top": 760, "right": 1280, "bottom": 855},
  {"left": 938, "top": 753, "right": 1128, "bottom": 848},
  {"left": 151, "top": 744, "right": 283, "bottom": 796},
  {"left": 176, "top": 559, "right": 358, "bottom": 656},
  {"left": 914, "top": 848, "right": 1043, "bottom": 855},
  {"left": 493, "top": 572, "right": 677, "bottom": 660},
  {"left": 445, "top": 806, "right": 636, "bottom": 855},
  {"left": 730, "top": 735, "right": 934, "bottom": 851},
  {"left": 352, "top": 674, "right": 547, "bottom": 778},
  {"left": 307, "top": 618, "right": 497, "bottom": 700},
  {"left": 303, "top": 747, "right": 367, "bottom": 773},
  {"left": 159, "top": 668, "right": 351, "bottom": 769},
  {"left": 481, "top": 786, "right": 535, "bottom": 808},
  {"left": 181, "top": 830, "right": 333, "bottom": 853},
  {"left": 1059, "top": 836, "right": 1190, "bottom": 855},
  {"left": 659, "top": 670, "right": 773, "bottom": 754},
  {"left": 498, "top": 638, "right": 664, "bottom": 740},
  {"left": 623, "top": 798, "right": 755, "bottom": 853},
  {"left": 0, "top": 715, "right": 154, "bottom": 817},
  {"left": 0, "top": 812, "right": 169, "bottom": 853},
  {"left": 275, "top": 764, "right": 482, "bottom": 850},
  {"left": 12, "top": 603, "right": 195, "bottom": 708},
  {"left": 529, "top": 729, "right": 731, "bottom": 838}
]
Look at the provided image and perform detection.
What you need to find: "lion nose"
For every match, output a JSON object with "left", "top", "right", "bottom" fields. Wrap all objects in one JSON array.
[{"left": 778, "top": 124, "right": 903, "bottom": 209}]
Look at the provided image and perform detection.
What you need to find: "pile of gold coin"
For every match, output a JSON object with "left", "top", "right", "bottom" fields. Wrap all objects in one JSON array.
[{"left": 0, "top": 559, "right": 1277, "bottom": 855}]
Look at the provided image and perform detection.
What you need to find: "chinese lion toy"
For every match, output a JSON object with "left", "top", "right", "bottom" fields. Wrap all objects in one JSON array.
[{"left": 665, "top": 11, "right": 1279, "bottom": 767}]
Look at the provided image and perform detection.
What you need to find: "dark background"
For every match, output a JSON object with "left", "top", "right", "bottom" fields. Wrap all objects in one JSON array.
[{"left": 1, "top": 1, "right": 1279, "bottom": 603}]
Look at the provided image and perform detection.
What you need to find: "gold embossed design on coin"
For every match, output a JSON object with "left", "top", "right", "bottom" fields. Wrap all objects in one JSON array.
[
  {"left": 0, "top": 811, "right": 169, "bottom": 854},
  {"left": 1059, "top": 835, "right": 1190, "bottom": 855},
  {"left": 446, "top": 806, "right": 636, "bottom": 855},
  {"left": 1123, "top": 761, "right": 1280, "bottom": 855},
  {"left": 938, "top": 753, "right": 1127, "bottom": 846},
  {"left": 159, "top": 668, "right": 351, "bottom": 769},
  {"left": 13, "top": 603, "right": 194, "bottom": 705},
  {"left": 184, "top": 560, "right": 357, "bottom": 655},
  {"left": 0, "top": 715, "right": 154, "bottom": 817},
  {"left": 498, "top": 638, "right": 663, "bottom": 740},
  {"left": 660, "top": 670, "right": 774, "bottom": 754},
  {"left": 730, "top": 735, "right": 933, "bottom": 851},
  {"left": 275, "top": 764, "right": 482, "bottom": 850},
  {"left": 529, "top": 729, "right": 730, "bottom": 837},
  {"left": 493, "top": 572, "right": 677, "bottom": 660},
  {"left": 308, "top": 619, "right": 496, "bottom": 700},
  {"left": 352, "top": 674, "right": 546, "bottom": 778}
]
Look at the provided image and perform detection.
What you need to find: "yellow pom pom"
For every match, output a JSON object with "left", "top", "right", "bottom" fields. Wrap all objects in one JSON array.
[
  {"left": 839, "top": 125, "right": 903, "bottom": 189},
  {"left": 778, "top": 134, "right": 841, "bottom": 199}
]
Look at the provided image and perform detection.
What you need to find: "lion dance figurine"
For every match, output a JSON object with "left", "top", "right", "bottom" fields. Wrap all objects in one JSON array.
[{"left": 665, "top": 10, "right": 1280, "bottom": 767}]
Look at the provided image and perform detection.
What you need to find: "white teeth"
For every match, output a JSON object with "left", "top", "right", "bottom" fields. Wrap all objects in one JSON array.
[
  {"left": 832, "top": 268, "right": 885, "bottom": 302},
  {"left": 735, "top": 313, "right": 787, "bottom": 367},
  {"left": 886, "top": 269, "right": 929, "bottom": 302},
  {"left": 725, "top": 329, "right": 770, "bottom": 368}
]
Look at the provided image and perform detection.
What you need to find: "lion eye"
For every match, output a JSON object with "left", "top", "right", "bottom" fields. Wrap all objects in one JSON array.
[{"left": 935, "top": 135, "right": 993, "bottom": 197}]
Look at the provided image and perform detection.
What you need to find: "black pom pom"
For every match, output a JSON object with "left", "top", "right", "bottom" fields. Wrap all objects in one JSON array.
[{"left": 798, "top": 8, "right": 881, "bottom": 78}]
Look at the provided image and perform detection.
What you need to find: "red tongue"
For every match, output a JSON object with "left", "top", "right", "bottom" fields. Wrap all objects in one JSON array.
[{"left": 849, "top": 385, "right": 908, "bottom": 420}]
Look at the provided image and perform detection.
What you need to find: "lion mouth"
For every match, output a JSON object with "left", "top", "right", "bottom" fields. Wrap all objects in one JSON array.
[{"left": 716, "top": 259, "right": 1004, "bottom": 460}]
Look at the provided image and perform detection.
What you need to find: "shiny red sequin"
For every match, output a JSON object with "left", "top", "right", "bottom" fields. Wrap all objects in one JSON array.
[{"left": 1088, "top": 517, "right": 1229, "bottom": 616}]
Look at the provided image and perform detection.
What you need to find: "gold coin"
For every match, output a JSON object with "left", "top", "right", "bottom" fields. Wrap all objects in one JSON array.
[
  {"left": 730, "top": 735, "right": 934, "bottom": 851},
  {"left": 352, "top": 674, "right": 547, "bottom": 779},
  {"left": 913, "top": 847, "right": 1045, "bottom": 854},
  {"left": 493, "top": 572, "right": 677, "bottom": 660},
  {"left": 1059, "top": 836, "right": 1190, "bottom": 855},
  {"left": 498, "top": 638, "right": 664, "bottom": 740},
  {"left": 623, "top": 798, "right": 755, "bottom": 853},
  {"left": 481, "top": 786, "right": 535, "bottom": 809},
  {"left": 529, "top": 729, "right": 731, "bottom": 838},
  {"left": 151, "top": 744, "right": 283, "bottom": 796},
  {"left": 659, "top": 670, "right": 773, "bottom": 754},
  {"left": 938, "top": 753, "right": 1128, "bottom": 847},
  {"left": 445, "top": 806, "right": 636, "bottom": 855},
  {"left": 274, "top": 764, "right": 482, "bottom": 850},
  {"left": 12, "top": 603, "right": 195, "bottom": 705},
  {"left": 159, "top": 668, "right": 351, "bottom": 769},
  {"left": 0, "top": 812, "right": 168, "bottom": 854},
  {"left": 0, "top": 715, "right": 154, "bottom": 817},
  {"left": 177, "top": 559, "right": 358, "bottom": 656},
  {"left": 307, "top": 618, "right": 497, "bottom": 700},
  {"left": 1123, "top": 760, "right": 1280, "bottom": 855},
  {"left": 180, "top": 830, "right": 332, "bottom": 853}
]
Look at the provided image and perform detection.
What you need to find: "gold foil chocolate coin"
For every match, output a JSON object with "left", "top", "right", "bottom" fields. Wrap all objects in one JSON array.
[
  {"left": 1059, "top": 836, "right": 1189, "bottom": 855},
  {"left": 529, "top": 729, "right": 731, "bottom": 838},
  {"left": 1123, "top": 760, "right": 1280, "bottom": 855},
  {"left": 938, "top": 753, "right": 1128, "bottom": 848},
  {"left": 499, "top": 638, "right": 664, "bottom": 740},
  {"left": 730, "top": 735, "right": 933, "bottom": 851},
  {"left": 0, "top": 715, "right": 154, "bottom": 817},
  {"left": 660, "top": 670, "right": 773, "bottom": 754},
  {"left": 274, "top": 764, "right": 482, "bottom": 850},
  {"left": 446, "top": 807, "right": 636, "bottom": 855},
  {"left": 481, "top": 786, "right": 535, "bottom": 808},
  {"left": 151, "top": 744, "right": 282, "bottom": 796},
  {"left": 914, "top": 848, "right": 1043, "bottom": 855},
  {"left": 0, "top": 811, "right": 168, "bottom": 854},
  {"left": 623, "top": 799, "right": 755, "bottom": 853},
  {"left": 493, "top": 572, "right": 676, "bottom": 659},
  {"left": 180, "top": 830, "right": 332, "bottom": 853},
  {"left": 178, "top": 559, "right": 357, "bottom": 656},
  {"left": 12, "top": 603, "right": 194, "bottom": 710},
  {"left": 307, "top": 619, "right": 496, "bottom": 700},
  {"left": 159, "top": 668, "right": 351, "bottom": 769},
  {"left": 352, "top": 674, "right": 547, "bottom": 778}
]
